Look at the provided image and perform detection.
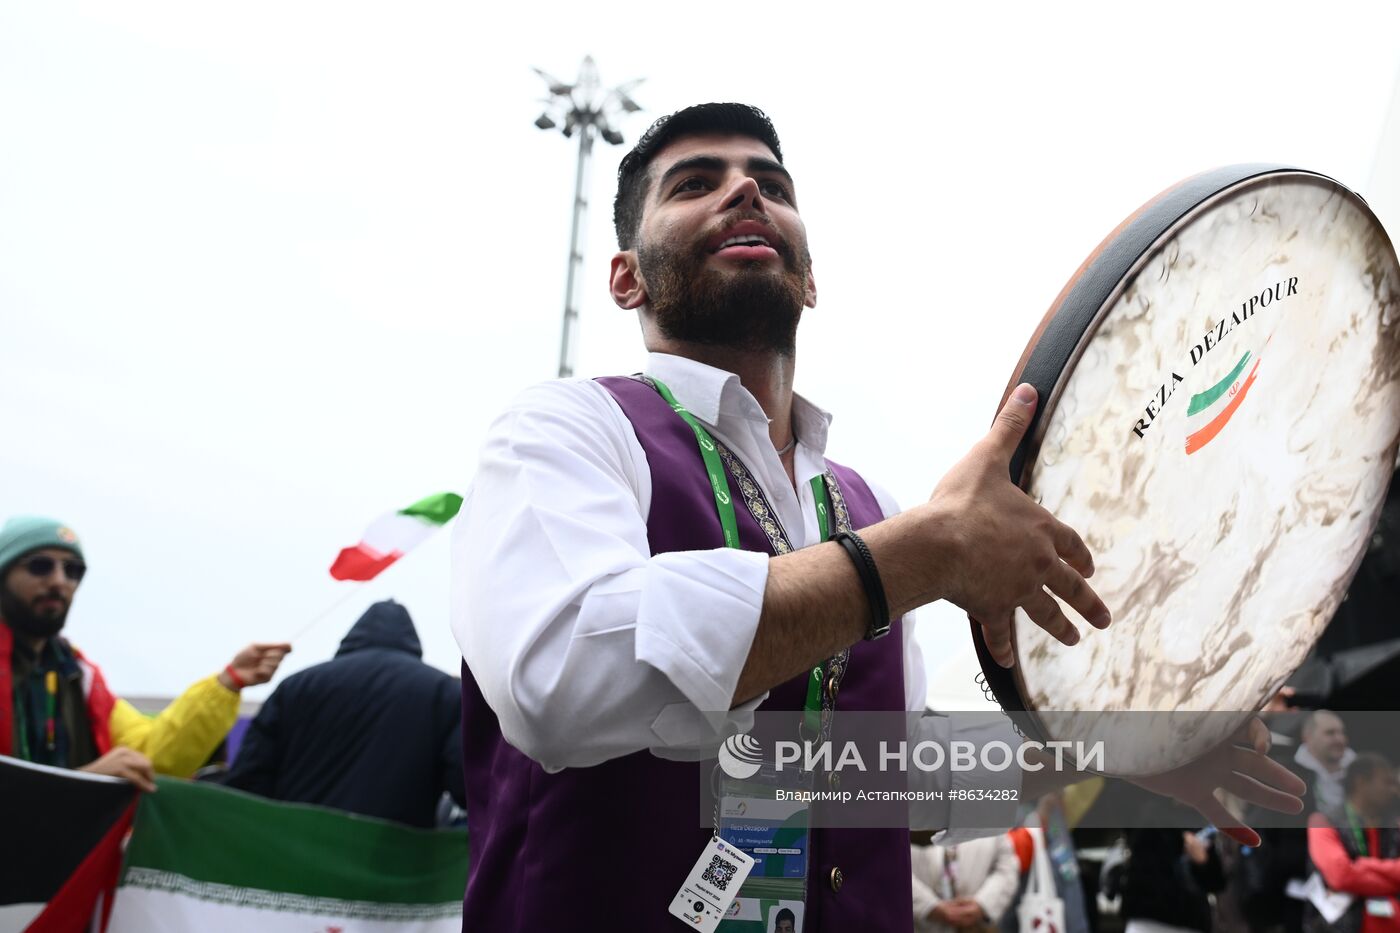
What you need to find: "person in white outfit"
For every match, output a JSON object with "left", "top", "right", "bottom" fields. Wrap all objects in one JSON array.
[
  {"left": 1293, "top": 710, "right": 1355, "bottom": 814},
  {"left": 912, "top": 834, "right": 1020, "bottom": 932}
]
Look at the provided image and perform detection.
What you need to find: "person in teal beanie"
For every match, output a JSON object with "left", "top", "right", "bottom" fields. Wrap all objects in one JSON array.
[{"left": 0, "top": 515, "right": 292, "bottom": 790}]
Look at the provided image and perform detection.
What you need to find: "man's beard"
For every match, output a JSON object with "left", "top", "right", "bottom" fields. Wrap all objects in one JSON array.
[
  {"left": 0, "top": 585, "right": 68, "bottom": 641},
  {"left": 638, "top": 226, "right": 809, "bottom": 356}
]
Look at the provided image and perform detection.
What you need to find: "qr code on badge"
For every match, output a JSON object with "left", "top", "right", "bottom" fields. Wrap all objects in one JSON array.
[{"left": 701, "top": 853, "right": 739, "bottom": 891}]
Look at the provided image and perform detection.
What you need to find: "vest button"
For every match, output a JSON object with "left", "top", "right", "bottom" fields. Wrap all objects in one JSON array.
[{"left": 829, "top": 866, "right": 844, "bottom": 892}]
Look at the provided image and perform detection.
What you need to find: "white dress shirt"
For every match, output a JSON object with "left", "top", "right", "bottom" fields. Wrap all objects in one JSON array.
[{"left": 452, "top": 352, "right": 1018, "bottom": 837}]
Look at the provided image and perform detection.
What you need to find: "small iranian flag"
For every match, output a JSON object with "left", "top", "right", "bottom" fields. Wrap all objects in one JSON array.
[
  {"left": 1185, "top": 350, "right": 1261, "bottom": 455},
  {"left": 330, "top": 492, "right": 463, "bottom": 581},
  {"left": 108, "top": 779, "right": 468, "bottom": 932}
]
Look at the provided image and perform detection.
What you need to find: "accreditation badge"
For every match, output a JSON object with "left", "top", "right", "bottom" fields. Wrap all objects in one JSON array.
[
  {"left": 714, "top": 772, "right": 810, "bottom": 932},
  {"left": 719, "top": 780, "right": 809, "bottom": 879},
  {"left": 668, "top": 836, "right": 755, "bottom": 932}
]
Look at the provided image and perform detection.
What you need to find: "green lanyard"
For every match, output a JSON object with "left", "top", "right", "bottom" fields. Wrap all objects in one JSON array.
[
  {"left": 650, "top": 377, "right": 832, "bottom": 725},
  {"left": 1345, "top": 803, "right": 1371, "bottom": 855},
  {"left": 650, "top": 378, "right": 741, "bottom": 548}
]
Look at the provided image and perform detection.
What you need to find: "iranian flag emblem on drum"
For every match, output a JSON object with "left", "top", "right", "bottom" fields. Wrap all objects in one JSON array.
[{"left": 1185, "top": 349, "right": 1262, "bottom": 454}]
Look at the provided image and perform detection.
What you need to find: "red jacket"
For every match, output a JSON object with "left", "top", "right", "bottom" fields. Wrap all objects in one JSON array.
[
  {"left": 0, "top": 622, "right": 115, "bottom": 758},
  {"left": 1308, "top": 811, "right": 1400, "bottom": 933}
]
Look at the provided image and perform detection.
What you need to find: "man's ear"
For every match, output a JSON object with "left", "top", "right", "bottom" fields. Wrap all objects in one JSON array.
[
  {"left": 610, "top": 252, "right": 647, "bottom": 309},
  {"left": 804, "top": 263, "right": 818, "bottom": 309}
]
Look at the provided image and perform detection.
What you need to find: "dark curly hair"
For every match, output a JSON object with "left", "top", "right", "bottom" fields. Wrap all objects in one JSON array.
[
  {"left": 1344, "top": 751, "right": 1393, "bottom": 796},
  {"left": 612, "top": 103, "right": 783, "bottom": 250}
]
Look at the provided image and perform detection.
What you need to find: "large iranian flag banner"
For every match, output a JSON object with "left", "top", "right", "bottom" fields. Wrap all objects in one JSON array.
[{"left": 108, "top": 779, "right": 468, "bottom": 932}]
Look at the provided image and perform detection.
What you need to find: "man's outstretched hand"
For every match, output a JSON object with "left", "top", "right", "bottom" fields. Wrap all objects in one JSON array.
[
  {"left": 1128, "top": 717, "right": 1306, "bottom": 847},
  {"left": 926, "top": 383, "right": 1111, "bottom": 666},
  {"left": 220, "top": 642, "right": 292, "bottom": 690}
]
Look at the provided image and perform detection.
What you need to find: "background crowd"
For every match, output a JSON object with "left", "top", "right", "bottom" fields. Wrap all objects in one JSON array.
[
  {"left": 911, "top": 707, "right": 1400, "bottom": 933},
  {"left": 6, "top": 485, "right": 1399, "bottom": 933}
]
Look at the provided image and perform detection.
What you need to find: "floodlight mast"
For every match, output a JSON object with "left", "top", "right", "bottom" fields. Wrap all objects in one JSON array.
[{"left": 532, "top": 56, "right": 644, "bottom": 378}]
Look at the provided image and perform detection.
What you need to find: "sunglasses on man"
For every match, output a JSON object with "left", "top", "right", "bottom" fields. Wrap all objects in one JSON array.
[{"left": 20, "top": 556, "right": 87, "bottom": 582}]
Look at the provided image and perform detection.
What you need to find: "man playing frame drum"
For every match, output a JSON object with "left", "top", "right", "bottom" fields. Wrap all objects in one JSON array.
[{"left": 454, "top": 105, "right": 1309, "bottom": 932}]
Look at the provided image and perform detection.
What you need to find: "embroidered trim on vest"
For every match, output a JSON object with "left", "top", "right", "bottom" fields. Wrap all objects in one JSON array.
[
  {"left": 816, "top": 470, "right": 852, "bottom": 719},
  {"left": 712, "top": 441, "right": 852, "bottom": 721},
  {"left": 713, "top": 443, "right": 790, "bottom": 554},
  {"left": 824, "top": 468, "right": 854, "bottom": 540},
  {"left": 632, "top": 374, "right": 858, "bottom": 723}
]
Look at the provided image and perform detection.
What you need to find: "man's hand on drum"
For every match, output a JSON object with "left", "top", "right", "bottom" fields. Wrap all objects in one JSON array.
[
  {"left": 923, "top": 383, "right": 1111, "bottom": 665},
  {"left": 1128, "top": 716, "right": 1306, "bottom": 848}
]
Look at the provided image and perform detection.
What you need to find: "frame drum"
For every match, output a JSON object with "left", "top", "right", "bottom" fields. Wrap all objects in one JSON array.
[{"left": 974, "top": 166, "right": 1400, "bottom": 774}]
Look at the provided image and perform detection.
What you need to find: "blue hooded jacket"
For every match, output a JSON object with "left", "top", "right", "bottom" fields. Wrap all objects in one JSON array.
[{"left": 224, "top": 599, "right": 463, "bottom": 828}]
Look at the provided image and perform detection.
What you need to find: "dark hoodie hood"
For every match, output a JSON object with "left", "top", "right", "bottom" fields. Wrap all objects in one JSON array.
[{"left": 336, "top": 599, "right": 422, "bottom": 658}]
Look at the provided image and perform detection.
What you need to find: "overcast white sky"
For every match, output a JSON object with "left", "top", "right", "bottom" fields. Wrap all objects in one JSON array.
[{"left": 2, "top": 1, "right": 1398, "bottom": 703}]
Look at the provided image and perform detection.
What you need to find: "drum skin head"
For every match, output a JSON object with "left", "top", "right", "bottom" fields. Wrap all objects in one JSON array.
[{"left": 973, "top": 166, "right": 1400, "bottom": 774}]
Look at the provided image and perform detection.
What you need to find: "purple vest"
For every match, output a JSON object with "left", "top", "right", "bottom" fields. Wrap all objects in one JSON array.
[{"left": 460, "top": 376, "right": 912, "bottom": 931}]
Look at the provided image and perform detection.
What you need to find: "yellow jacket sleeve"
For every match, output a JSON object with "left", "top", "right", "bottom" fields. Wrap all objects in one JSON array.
[{"left": 107, "top": 674, "right": 241, "bottom": 778}]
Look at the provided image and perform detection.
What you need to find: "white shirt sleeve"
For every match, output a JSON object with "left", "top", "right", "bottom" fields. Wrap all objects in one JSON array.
[{"left": 452, "top": 380, "right": 770, "bottom": 773}]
